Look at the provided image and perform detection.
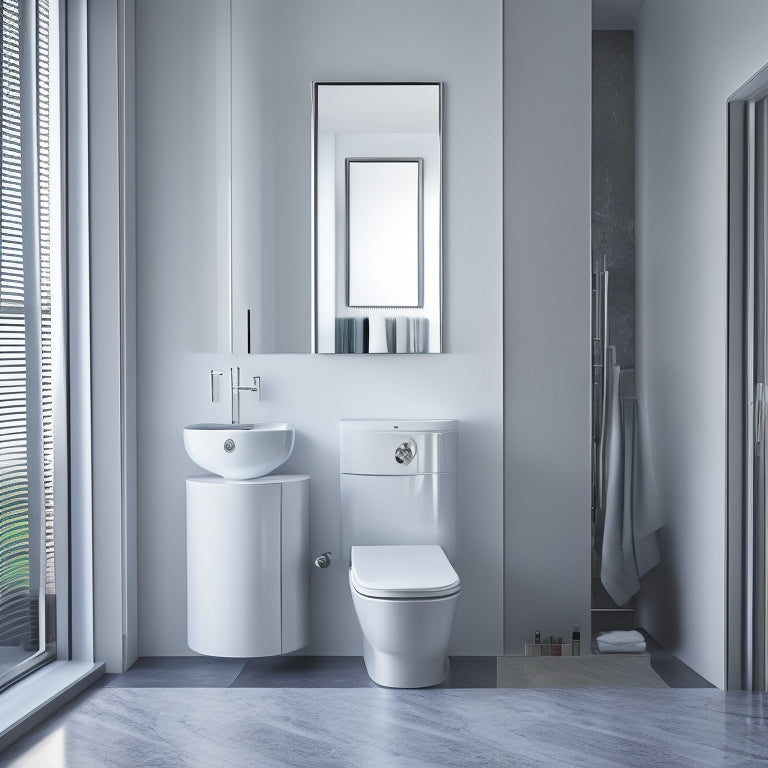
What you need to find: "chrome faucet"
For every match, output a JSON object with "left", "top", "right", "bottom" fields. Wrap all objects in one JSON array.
[{"left": 230, "top": 366, "right": 260, "bottom": 424}]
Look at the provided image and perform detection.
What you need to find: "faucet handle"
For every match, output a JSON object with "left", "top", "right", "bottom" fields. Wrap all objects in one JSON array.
[
  {"left": 210, "top": 370, "right": 224, "bottom": 402},
  {"left": 234, "top": 373, "right": 261, "bottom": 399}
]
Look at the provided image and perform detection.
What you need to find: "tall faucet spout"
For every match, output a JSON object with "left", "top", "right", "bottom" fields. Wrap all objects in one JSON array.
[
  {"left": 231, "top": 366, "right": 240, "bottom": 424},
  {"left": 229, "top": 367, "right": 260, "bottom": 424}
]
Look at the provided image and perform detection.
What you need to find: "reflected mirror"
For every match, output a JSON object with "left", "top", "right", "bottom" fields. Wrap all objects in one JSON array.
[
  {"left": 312, "top": 83, "right": 442, "bottom": 353},
  {"left": 347, "top": 159, "right": 422, "bottom": 309}
]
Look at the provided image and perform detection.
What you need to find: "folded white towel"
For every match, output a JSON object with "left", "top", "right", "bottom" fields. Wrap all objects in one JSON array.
[
  {"left": 597, "top": 630, "right": 644, "bottom": 645},
  {"left": 597, "top": 630, "right": 646, "bottom": 654}
]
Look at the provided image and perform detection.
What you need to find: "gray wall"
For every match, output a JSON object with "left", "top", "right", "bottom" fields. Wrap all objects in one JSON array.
[
  {"left": 503, "top": 0, "right": 592, "bottom": 654},
  {"left": 135, "top": 0, "right": 504, "bottom": 655},
  {"left": 635, "top": 0, "right": 768, "bottom": 688}
]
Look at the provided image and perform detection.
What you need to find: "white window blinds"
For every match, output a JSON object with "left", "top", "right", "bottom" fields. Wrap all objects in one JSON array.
[{"left": 0, "top": 0, "right": 56, "bottom": 677}]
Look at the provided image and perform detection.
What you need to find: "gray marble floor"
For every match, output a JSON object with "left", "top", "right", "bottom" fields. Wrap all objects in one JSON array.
[{"left": 0, "top": 685, "right": 766, "bottom": 767}]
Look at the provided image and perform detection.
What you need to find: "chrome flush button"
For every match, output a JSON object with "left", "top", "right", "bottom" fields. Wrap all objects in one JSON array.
[
  {"left": 394, "top": 439, "right": 416, "bottom": 465},
  {"left": 223, "top": 438, "right": 236, "bottom": 453}
]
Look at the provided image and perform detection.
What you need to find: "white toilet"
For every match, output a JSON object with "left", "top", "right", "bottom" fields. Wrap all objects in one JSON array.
[{"left": 340, "top": 419, "right": 460, "bottom": 688}]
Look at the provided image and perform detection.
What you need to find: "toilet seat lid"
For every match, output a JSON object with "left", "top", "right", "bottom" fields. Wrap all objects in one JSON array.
[{"left": 350, "top": 545, "right": 460, "bottom": 599}]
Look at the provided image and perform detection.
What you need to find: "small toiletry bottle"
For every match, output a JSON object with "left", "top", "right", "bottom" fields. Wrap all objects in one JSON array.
[{"left": 572, "top": 624, "right": 580, "bottom": 656}]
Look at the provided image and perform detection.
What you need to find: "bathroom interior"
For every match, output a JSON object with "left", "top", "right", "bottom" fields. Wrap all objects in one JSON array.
[{"left": 3, "top": 0, "right": 768, "bottom": 757}]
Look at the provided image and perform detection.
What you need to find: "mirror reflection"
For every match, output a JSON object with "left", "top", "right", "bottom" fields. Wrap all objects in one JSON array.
[
  {"left": 347, "top": 158, "right": 422, "bottom": 309},
  {"left": 313, "top": 82, "right": 443, "bottom": 354}
]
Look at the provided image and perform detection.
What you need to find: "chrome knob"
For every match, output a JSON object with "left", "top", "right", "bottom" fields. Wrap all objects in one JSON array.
[
  {"left": 314, "top": 552, "right": 332, "bottom": 568},
  {"left": 394, "top": 440, "right": 416, "bottom": 465}
]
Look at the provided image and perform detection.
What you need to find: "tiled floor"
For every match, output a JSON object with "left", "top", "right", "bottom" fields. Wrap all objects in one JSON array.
[
  {"left": 0, "top": 649, "right": 748, "bottom": 767},
  {"left": 0, "top": 680, "right": 765, "bottom": 767}
]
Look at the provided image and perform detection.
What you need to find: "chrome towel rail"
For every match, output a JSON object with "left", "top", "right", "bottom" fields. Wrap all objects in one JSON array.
[{"left": 591, "top": 266, "right": 609, "bottom": 518}]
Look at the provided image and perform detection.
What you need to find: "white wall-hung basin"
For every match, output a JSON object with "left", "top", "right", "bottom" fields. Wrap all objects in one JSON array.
[{"left": 183, "top": 422, "right": 295, "bottom": 479}]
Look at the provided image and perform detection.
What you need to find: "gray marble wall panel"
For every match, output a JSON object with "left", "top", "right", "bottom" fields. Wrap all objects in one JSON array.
[{"left": 592, "top": 31, "right": 635, "bottom": 371}]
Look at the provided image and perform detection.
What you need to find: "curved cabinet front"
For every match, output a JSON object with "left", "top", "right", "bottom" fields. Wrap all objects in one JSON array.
[{"left": 186, "top": 474, "right": 309, "bottom": 657}]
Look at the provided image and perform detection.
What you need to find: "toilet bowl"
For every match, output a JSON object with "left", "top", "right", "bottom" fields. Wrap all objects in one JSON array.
[
  {"left": 349, "top": 544, "right": 460, "bottom": 688},
  {"left": 340, "top": 419, "right": 460, "bottom": 688}
]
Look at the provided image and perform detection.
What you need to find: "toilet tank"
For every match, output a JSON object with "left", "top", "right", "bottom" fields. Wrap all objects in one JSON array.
[{"left": 340, "top": 420, "right": 458, "bottom": 564}]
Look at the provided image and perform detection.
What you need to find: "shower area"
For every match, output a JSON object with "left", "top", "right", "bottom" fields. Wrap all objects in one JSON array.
[{"left": 591, "top": 30, "right": 661, "bottom": 635}]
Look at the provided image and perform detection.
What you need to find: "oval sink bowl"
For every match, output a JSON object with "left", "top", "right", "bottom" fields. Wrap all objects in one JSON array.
[{"left": 183, "top": 422, "right": 295, "bottom": 480}]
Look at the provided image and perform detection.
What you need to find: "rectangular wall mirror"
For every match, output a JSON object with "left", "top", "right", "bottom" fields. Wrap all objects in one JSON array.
[{"left": 312, "top": 82, "right": 442, "bottom": 353}]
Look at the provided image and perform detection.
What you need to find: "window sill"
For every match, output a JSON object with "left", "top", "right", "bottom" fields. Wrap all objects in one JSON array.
[{"left": 0, "top": 660, "right": 105, "bottom": 752}]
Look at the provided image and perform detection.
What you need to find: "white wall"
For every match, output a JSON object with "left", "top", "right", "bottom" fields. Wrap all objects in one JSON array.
[
  {"left": 135, "top": 0, "right": 504, "bottom": 655},
  {"left": 87, "top": 0, "right": 137, "bottom": 673},
  {"left": 634, "top": 0, "right": 768, "bottom": 688},
  {"left": 503, "top": 0, "right": 593, "bottom": 655}
]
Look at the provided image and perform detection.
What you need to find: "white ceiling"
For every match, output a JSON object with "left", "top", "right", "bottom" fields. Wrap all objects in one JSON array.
[{"left": 592, "top": 0, "right": 646, "bottom": 29}]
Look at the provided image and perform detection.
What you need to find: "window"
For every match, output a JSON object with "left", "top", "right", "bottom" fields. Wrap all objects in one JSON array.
[{"left": 0, "top": 0, "right": 61, "bottom": 691}]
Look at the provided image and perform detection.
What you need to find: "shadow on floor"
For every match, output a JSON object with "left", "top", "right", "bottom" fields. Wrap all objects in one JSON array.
[
  {"left": 104, "top": 655, "right": 499, "bottom": 689},
  {"left": 104, "top": 642, "right": 711, "bottom": 690}
]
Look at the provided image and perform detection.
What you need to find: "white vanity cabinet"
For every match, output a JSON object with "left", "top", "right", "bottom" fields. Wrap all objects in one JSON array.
[{"left": 186, "top": 474, "right": 309, "bottom": 657}]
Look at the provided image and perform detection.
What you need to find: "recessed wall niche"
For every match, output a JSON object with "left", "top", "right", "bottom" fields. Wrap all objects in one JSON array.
[{"left": 591, "top": 30, "right": 636, "bottom": 627}]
